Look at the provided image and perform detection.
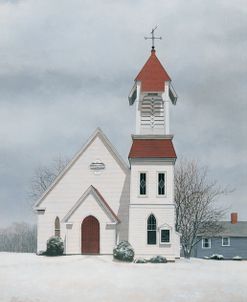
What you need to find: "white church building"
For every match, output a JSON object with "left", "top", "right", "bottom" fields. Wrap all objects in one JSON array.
[{"left": 34, "top": 46, "right": 180, "bottom": 260}]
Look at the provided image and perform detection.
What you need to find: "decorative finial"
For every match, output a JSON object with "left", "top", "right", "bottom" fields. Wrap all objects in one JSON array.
[{"left": 144, "top": 26, "right": 162, "bottom": 51}]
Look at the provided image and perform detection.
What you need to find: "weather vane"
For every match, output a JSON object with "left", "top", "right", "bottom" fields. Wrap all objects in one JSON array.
[{"left": 144, "top": 26, "right": 162, "bottom": 50}]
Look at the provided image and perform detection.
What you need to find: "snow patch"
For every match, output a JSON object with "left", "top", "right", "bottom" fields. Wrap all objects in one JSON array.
[{"left": 0, "top": 253, "right": 246, "bottom": 302}]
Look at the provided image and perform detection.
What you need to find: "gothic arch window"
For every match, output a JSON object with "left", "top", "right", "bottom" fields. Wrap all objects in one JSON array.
[
  {"left": 147, "top": 214, "right": 157, "bottom": 245},
  {"left": 55, "top": 217, "right": 60, "bottom": 237}
]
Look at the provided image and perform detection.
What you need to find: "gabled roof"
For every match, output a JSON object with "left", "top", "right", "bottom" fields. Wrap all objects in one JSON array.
[
  {"left": 129, "top": 138, "right": 177, "bottom": 159},
  {"left": 135, "top": 50, "right": 171, "bottom": 92},
  {"left": 33, "top": 128, "right": 129, "bottom": 209},
  {"left": 62, "top": 186, "right": 120, "bottom": 223},
  {"left": 158, "top": 222, "right": 172, "bottom": 229},
  {"left": 217, "top": 222, "right": 247, "bottom": 237},
  {"left": 197, "top": 221, "right": 247, "bottom": 238}
]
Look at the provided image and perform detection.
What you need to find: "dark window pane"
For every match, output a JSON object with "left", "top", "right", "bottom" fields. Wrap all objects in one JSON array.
[
  {"left": 147, "top": 214, "right": 156, "bottom": 230},
  {"left": 140, "top": 173, "right": 146, "bottom": 195},
  {"left": 147, "top": 214, "right": 156, "bottom": 244},
  {"left": 161, "top": 230, "right": 170, "bottom": 243},
  {"left": 148, "top": 231, "right": 156, "bottom": 244},
  {"left": 158, "top": 173, "right": 165, "bottom": 195}
]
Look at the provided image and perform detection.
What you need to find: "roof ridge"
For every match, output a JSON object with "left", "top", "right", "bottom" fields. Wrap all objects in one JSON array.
[
  {"left": 62, "top": 185, "right": 120, "bottom": 223},
  {"left": 33, "top": 128, "right": 129, "bottom": 209},
  {"left": 91, "top": 186, "right": 120, "bottom": 223}
]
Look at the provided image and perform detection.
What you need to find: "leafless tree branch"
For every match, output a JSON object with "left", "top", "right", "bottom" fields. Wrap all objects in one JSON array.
[
  {"left": 175, "top": 158, "right": 231, "bottom": 258},
  {"left": 27, "top": 155, "right": 69, "bottom": 207}
]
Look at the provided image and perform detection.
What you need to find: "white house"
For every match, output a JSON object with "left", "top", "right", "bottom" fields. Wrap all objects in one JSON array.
[{"left": 34, "top": 46, "right": 180, "bottom": 260}]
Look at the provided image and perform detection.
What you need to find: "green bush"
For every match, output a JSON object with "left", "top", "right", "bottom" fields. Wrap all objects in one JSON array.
[
  {"left": 113, "top": 241, "right": 134, "bottom": 262},
  {"left": 134, "top": 257, "right": 147, "bottom": 263},
  {"left": 45, "top": 236, "right": 64, "bottom": 256},
  {"left": 149, "top": 255, "right": 167, "bottom": 263}
]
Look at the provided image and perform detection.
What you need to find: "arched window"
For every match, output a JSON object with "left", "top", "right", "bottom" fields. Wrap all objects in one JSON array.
[
  {"left": 147, "top": 214, "right": 156, "bottom": 245},
  {"left": 55, "top": 217, "right": 60, "bottom": 237}
]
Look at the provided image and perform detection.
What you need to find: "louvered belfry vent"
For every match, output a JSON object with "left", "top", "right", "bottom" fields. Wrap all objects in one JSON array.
[{"left": 141, "top": 96, "right": 164, "bottom": 133}]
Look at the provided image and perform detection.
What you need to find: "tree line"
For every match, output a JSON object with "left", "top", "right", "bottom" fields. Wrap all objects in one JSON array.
[{"left": 0, "top": 222, "right": 37, "bottom": 253}]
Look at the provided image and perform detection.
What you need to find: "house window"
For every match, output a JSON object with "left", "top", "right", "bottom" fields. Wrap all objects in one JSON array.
[
  {"left": 222, "top": 237, "right": 230, "bottom": 246},
  {"left": 202, "top": 238, "right": 211, "bottom": 249},
  {"left": 147, "top": 214, "right": 156, "bottom": 245},
  {"left": 158, "top": 173, "right": 165, "bottom": 195},
  {"left": 55, "top": 217, "right": 60, "bottom": 237},
  {"left": 160, "top": 229, "right": 170, "bottom": 244},
  {"left": 140, "top": 173, "right": 147, "bottom": 195}
]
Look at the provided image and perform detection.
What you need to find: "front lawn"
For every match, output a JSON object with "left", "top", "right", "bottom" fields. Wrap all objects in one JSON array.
[{"left": 0, "top": 253, "right": 246, "bottom": 302}]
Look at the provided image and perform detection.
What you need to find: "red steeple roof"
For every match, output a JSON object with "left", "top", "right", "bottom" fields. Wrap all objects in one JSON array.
[
  {"left": 135, "top": 49, "right": 171, "bottom": 92},
  {"left": 128, "top": 139, "right": 176, "bottom": 159}
]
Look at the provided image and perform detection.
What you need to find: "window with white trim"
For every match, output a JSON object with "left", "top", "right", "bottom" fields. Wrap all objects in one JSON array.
[
  {"left": 160, "top": 229, "right": 170, "bottom": 244},
  {"left": 202, "top": 238, "right": 211, "bottom": 249},
  {"left": 222, "top": 237, "right": 230, "bottom": 246},
  {"left": 158, "top": 172, "right": 165, "bottom": 195},
  {"left": 139, "top": 172, "right": 147, "bottom": 195},
  {"left": 147, "top": 214, "right": 156, "bottom": 245}
]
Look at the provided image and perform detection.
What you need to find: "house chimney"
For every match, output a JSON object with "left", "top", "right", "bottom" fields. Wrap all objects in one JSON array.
[{"left": 231, "top": 212, "right": 238, "bottom": 224}]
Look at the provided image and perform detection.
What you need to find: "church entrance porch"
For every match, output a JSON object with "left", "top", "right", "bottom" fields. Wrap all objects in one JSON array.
[{"left": 81, "top": 216, "right": 100, "bottom": 254}]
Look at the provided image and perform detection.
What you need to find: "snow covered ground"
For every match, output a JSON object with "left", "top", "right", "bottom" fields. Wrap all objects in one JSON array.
[{"left": 0, "top": 253, "right": 246, "bottom": 302}]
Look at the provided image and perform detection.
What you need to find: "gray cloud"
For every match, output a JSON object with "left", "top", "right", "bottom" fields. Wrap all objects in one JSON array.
[{"left": 0, "top": 0, "right": 246, "bottom": 226}]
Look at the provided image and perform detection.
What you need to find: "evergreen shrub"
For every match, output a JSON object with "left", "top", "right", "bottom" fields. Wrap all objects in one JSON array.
[
  {"left": 113, "top": 241, "right": 134, "bottom": 262},
  {"left": 149, "top": 255, "right": 167, "bottom": 263},
  {"left": 45, "top": 236, "right": 64, "bottom": 256}
]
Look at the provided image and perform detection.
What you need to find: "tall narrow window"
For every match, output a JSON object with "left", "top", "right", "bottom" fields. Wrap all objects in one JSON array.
[
  {"left": 140, "top": 173, "right": 146, "bottom": 195},
  {"left": 55, "top": 217, "right": 60, "bottom": 237},
  {"left": 147, "top": 214, "right": 156, "bottom": 245},
  {"left": 158, "top": 173, "right": 165, "bottom": 195}
]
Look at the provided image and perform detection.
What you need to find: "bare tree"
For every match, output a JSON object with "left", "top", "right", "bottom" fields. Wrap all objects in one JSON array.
[
  {"left": 175, "top": 159, "right": 229, "bottom": 258},
  {"left": 28, "top": 155, "right": 69, "bottom": 205}
]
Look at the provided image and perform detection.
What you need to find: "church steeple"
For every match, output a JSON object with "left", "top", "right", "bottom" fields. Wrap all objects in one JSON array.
[
  {"left": 129, "top": 49, "right": 177, "bottom": 135},
  {"left": 128, "top": 36, "right": 180, "bottom": 261}
]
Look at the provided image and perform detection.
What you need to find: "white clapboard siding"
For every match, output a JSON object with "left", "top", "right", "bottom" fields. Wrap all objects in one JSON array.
[
  {"left": 65, "top": 193, "right": 116, "bottom": 254},
  {"left": 36, "top": 132, "right": 130, "bottom": 254},
  {"left": 128, "top": 205, "right": 180, "bottom": 260},
  {"left": 128, "top": 159, "right": 180, "bottom": 260},
  {"left": 130, "top": 161, "right": 174, "bottom": 205}
]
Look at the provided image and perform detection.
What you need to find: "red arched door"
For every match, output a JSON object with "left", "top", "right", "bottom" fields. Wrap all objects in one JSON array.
[{"left": 81, "top": 216, "right": 100, "bottom": 254}]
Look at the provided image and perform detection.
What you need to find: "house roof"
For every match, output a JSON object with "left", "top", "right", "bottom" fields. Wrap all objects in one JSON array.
[
  {"left": 135, "top": 49, "right": 171, "bottom": 92},
  {"left": 217, "top": 221, "right": 247, "bottom": 237},
  {"left": 62, "top": 185, "right": 120, "bottom": 223},
  {"left": 128, "top": 138, "right": 177, "bottom": 159},
  {"left": 33, "top": 128, "right": 129, "bottom": 209}
]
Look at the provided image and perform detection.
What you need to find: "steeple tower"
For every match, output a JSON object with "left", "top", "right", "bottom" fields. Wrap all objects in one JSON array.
[
  {"left": 129, "top": 49, "right": 177, "bottom": 135},
  {"left": 127, "top": 35, "right": 180, "bottom": 261}
]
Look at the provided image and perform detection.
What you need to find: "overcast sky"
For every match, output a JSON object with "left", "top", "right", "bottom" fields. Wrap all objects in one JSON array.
[{"left": 0, "top": 0, "right": 246, "bottom": 227}]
